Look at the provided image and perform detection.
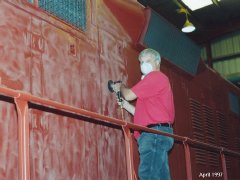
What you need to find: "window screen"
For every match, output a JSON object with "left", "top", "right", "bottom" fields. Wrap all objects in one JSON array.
[{"left": 28, "top": 0, "right": 86, "bottom": 31}]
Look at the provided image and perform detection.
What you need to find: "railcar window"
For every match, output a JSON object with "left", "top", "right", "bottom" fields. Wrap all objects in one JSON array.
[
  {"left": 228, "top": 92, "right": 240, "bottom": 116},
  {"left": 27, "top": 0, "right": 86, "bottom": 31}
]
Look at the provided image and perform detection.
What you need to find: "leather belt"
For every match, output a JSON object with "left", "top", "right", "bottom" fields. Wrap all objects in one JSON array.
[{"left": 147, "top": 123, "right": 172, "bottom": 128}]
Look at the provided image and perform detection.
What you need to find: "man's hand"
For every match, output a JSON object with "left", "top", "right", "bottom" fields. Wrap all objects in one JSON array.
[
  {"left": 115, "top": 93, "right": 123, "bottom": 106},
  {"left": 111, "top": 82, "right": 122, "bottom": 93},
  {"left": 111, "top": 81, "right": 137, "bottom": 101},
  {"left": 117, "top": 98, "right": 135, "bottom": 115}
]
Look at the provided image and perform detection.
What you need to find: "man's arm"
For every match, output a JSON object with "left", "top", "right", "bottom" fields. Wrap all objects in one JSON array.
[
  {"left": 120, "top": 99, "right": 135, "bottom": 115},
  {"left": 120, "top": 84, "right": 137, "bottom": 101},
  {"left": 112, "top": 82, "right": 137, "bottom": 115}
]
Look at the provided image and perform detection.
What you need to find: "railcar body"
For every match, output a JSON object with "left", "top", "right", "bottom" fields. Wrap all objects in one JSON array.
[{"left": 0, "top": 0, "right": 239, "bottom": 180}]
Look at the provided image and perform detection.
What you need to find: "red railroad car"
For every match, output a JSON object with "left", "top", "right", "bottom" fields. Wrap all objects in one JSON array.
[{"left": 0, "top": 0, "right": 239, "bottom": 180}]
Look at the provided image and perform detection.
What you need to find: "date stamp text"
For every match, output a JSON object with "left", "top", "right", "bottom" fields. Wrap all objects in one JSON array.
[{"left": 199, "top": 172, "right": 223, "bottom": 178}]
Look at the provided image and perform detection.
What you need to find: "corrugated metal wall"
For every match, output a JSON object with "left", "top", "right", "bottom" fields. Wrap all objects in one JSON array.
[
  {"left": 201, "top": 32, "right": 240, "bottom": 81},
  {"left": 212, "top": 34, "right": 240, "bottom": 76}
]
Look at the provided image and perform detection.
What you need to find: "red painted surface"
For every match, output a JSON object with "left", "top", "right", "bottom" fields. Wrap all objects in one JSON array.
[
  {"left": 0, "top": 101, "right": 18, "bottom": 179},
  {"left": 0, "top": 0, "right": 240, "bottom": 180},
  {"left": 103, "top": 0, "right": 146, "bottom": 43},
  {"left": 0, "top": 0, "right": 136, "bottom": 179}
]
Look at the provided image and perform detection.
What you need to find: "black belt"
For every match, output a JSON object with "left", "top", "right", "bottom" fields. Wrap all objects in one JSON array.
[{"left": 147, "top": 123, "right": 172, "bottom": 128}]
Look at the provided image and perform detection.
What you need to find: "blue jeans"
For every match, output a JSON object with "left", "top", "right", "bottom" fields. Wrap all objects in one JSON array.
[{"left": 137, "top": 125, "right": 174, "bottom": 180}]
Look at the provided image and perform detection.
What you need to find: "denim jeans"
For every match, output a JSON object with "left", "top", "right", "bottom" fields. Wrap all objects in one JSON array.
[{"left": 137, "top": 125, "right": 174, "bottom": 180}]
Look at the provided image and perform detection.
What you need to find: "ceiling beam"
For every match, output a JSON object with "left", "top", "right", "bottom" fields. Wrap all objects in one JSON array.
[{"left": 189, "top": 18, "right": 240, "bottom": 44}]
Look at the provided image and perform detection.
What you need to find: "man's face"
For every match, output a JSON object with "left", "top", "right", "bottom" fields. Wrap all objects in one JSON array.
[{"left": 139, "top": 55, "right": 158, "bottom": 70}]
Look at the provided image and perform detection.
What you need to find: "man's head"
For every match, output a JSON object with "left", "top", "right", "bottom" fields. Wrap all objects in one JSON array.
[{"left": 138, "top": 48, "right": 161, "bottom": 75}]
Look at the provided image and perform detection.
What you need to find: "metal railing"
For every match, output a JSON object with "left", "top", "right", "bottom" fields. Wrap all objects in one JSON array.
[{"left": 0, "top": 86, "right": 240, "bottom": 180}]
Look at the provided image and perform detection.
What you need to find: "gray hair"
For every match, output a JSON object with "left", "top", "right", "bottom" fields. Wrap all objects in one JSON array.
[{"left": 138, "top": 48, "right": 161, "bottom": 62}]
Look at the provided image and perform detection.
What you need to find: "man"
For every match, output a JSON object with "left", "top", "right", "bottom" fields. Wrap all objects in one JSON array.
[{"left": 112, "top": 48, "right": 175, "bottom": 180}]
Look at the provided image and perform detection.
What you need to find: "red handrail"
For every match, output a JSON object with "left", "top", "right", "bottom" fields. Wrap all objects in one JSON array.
[{"left": 0, "top": 86, "right": 240, "bottom": 180}]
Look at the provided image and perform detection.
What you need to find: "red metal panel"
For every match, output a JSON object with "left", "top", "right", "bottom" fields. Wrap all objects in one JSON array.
[
  {"left": 29, "top": 111, "right": 128, "bottom": 180},
  {"left": 0, "top": 1, "right": 31, "bottom": 91},
  {"left": 0, "top": 0, "right": 132, "bottom": 179},
  {"left": 103, "top": 0, "right": 146, "bottom": 42},
  {"left": 29, "top": 110, "right": 86, "bottom": 179},
  {"left": 0, "top": 101, "right": 18, "bottom": 179}
]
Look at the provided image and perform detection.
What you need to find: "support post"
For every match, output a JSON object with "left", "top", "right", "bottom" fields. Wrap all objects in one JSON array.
[
  {"left": 206, "top": 43, "right": 213, "bottom": 68},
  {"left": 122, "top": 125, "right": 136, "bottom": 180},
  {"left": 220, "top": 149, "right": 228, "bottom": 180},
  {"left": 15, "top": 97, "right": 30, "bottom": 180},
  {"left": 183, "top": 138, "right": 192, "bottom": 180}
]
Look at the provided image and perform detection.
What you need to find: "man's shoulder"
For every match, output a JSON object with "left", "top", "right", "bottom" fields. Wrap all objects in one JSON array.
[{"left": 148, "top": 71, "right": 169, "bottom": 80}]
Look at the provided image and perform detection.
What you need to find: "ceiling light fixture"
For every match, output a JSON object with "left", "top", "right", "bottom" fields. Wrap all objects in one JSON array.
[
  {"left": 181, "top": 0, "right": 220, "bottom": 11},
  {"left": 178, "top": 8, "right": 195, "bottom": 33},
  {"left": 182, "top": 17, "right": 195, "bottom": 33}
]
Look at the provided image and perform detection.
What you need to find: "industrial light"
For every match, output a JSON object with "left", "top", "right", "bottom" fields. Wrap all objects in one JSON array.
[
  {"left": 181, "top": 18, "right": 195, "bottom": 33},
  {"left": 181, "top": 0, "right": 220, "bottom": 11},
  {"left": 179, "top": 9, "right": 195, "bottom": 33}
]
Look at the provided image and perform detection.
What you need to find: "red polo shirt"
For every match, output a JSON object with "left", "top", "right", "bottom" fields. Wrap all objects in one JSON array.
[{"left": 131, "top": 71, "right": 175, "bottom": 138}]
